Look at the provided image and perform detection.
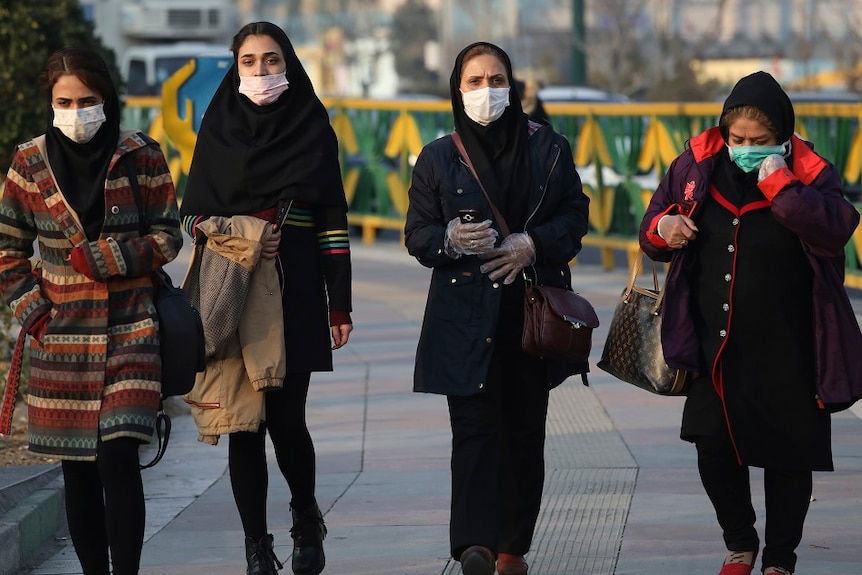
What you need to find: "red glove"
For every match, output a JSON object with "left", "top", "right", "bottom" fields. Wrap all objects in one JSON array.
[
  {"left": 70, "top": 245, "right": 96, "bottom": 280},
  {"left": 27, "top": 311, "right": 51, "bottom": 343}
]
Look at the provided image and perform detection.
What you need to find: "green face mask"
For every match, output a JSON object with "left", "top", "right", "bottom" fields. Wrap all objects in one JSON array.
[{"left": 727, "top": 144, "right": 787, "bottom": 173}]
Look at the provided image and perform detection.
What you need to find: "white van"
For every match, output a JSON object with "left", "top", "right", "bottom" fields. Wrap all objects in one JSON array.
[{"left": 122, "top": 42, "right": 230, "bottom": 96}]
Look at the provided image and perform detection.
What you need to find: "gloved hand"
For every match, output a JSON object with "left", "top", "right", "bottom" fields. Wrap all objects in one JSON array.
[
  {"left": 444, "top": 217, "right": 498, "bottom": 257},
  {"left": 758, "top": 154, "right": 787, "bottom": 182},
  {"left": 69, "top": 245, "right": 98, "bottom": 280},
  {"left": 478, "top": 232, "right": 536, "bottom": 284},
  {"left": 27, "top": 309, "right": 51, "bottom": 343}
]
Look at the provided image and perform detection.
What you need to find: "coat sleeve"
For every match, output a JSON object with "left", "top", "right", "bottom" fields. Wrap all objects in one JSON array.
[
  {"left": 763, "top": 161, "right": 860, "bottom": 259},
  {"left": 639, "top": 152, "right": 692, "bottom": 263},
  {"left": 526, "top": 135, "right": 589, "bottom": 265},
  {"left": 0, "top": 150, "right": 52, "bottom": 332},
  {"left": 314, "top": 203, "right": 352, "bottom": 320},
  {"left": 404, "top": 143, "right": 456, "bottom": 269},
  {"left": 88, "top": 144, "right": 183, "bottom": 280}
]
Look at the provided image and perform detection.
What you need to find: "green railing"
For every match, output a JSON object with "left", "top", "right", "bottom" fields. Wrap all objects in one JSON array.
[{"left": 125, "top": 97, "right": 862, "bottom": 287}]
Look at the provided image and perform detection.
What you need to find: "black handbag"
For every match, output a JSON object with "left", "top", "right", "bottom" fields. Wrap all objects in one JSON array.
[
  {"left": 125, "top": 154, "right": 205, "bottom": 399},
  {"left": 597, "top": 250, "right": 688, "bottom": 395}
]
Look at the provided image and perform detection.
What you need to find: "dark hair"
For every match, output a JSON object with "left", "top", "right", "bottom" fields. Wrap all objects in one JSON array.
[
  {"left": 720, "top": 105, "right": 779, "bottom": 140},
  {"left": 460, "top": 43, "right": 507, "bottom": 79},
  {"left": 42, "top": 47, "right": 114, "bottom": 101},
  {"left": 230, "top": 21, "right": 293, "bottom": 61}
]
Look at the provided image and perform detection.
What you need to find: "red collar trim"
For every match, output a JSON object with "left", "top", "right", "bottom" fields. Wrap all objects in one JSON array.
[{"left": 708, "top": 184, "right": 771, "bottom": 217}]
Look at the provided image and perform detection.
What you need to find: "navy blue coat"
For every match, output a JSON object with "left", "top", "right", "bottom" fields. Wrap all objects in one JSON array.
[{"left": 405, "top": 125, "right": 590, "bottom": 396}]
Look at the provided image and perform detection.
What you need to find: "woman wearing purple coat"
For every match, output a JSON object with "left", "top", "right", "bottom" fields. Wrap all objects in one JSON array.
[{"left": 639, "top": 71, "right": 862, "bottom": 575}]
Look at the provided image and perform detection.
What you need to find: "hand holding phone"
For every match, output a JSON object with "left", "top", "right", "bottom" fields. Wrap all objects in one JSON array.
[
  {"left": 275, "top": 200, "right": 294, "bottom": 228},
  {"left": 458, "top": 209, "right": 481, "bottom": 224}
]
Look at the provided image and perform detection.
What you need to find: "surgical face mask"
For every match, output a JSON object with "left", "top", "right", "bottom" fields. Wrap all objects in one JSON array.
[
  {"left": 461, "top": 87, "right": 510, "bottom": 126},
  {"left": 238, "top": 72, "right": 289, "bottom": 106},
  {"left": 727, "top": 141, "right": 789, "bottom": 173},
  {"left": 52, "top": 103, "right": 106, "bottom": 144}
]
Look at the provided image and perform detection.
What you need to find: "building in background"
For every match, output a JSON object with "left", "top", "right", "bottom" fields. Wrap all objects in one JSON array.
[
  {"left": 80, "top": 0, "right": 237, "bottom": 96},
  {"left": 81, "top": 0, "right": 862, "bottom": 99}
]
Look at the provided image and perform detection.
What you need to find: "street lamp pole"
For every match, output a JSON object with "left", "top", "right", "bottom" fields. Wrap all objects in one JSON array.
[{"left": 571, "top": 0, "right": 586, "bottom": 84}]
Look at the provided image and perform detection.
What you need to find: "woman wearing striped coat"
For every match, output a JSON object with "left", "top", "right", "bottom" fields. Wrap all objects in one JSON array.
[{"left": 0, "top": 48, "right": 182, "bottom": 575}]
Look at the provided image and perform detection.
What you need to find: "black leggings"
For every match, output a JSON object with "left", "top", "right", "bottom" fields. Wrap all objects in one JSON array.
[
  {"left": 229, "top": 372, "right": 316, "bottom": 541},
  {"left": 695, "top": 435, "right": 812, "bottom": 572},
  {"left": 61, "top": 437, "right": 144, "bottom": 575}
]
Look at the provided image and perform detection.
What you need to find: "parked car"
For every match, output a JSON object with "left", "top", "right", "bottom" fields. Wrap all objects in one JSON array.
[{"left": 538, "top": 85, "right": 630, "bottom": 103}]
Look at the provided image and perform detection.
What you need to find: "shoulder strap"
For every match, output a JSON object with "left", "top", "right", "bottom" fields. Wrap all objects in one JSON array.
[
  {"left": 451, "top": 132, "right": 511, "bottom": 237},
  {"left": 125, "top": 150, "right": 173, "bottom": 469}
]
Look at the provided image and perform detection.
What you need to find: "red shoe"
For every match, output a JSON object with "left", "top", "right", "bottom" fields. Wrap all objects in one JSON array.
[
  {"left": 719, "top": 549, "right": 759, "bottom": 575},
  {"left": 497, "top": 553, "right": 528, "bottom": 575}
]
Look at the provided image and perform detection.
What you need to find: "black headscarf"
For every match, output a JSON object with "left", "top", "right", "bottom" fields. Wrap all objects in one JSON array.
[
  {"left": 181, "top": 22, "right": 346, "bottom": 217},
  {"left": 450, "top": 42, "right": 530, "bottom": 230},
  {"left": 719, "top": 71, "right": 796, "bottom": 144},
  {"left": 45, "top": 83, "right": 120, "bottom": 241}
]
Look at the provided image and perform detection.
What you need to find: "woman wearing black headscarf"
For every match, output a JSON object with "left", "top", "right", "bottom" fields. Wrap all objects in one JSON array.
[
  {"left": 180, "top": 21, "right": 352, "bottom": 575},
  {"left": 405, "top": 42, "right": 590, "bottom": 575},
  {"left": 0, "top": 47, "right": 182, "bottom": 575},
  {"left": 639, "top": 71, "right": 862, "bottom": 575}
]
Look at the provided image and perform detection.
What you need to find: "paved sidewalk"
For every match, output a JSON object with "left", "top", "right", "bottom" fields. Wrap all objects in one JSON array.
[{"left": 7, "top": 241, "right": 862, "bottom": 574}]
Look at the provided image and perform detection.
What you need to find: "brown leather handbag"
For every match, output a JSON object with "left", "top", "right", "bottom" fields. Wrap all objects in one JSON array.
[
  {"left": 451, "top": 131, "right": 598, "bottom": 364},
  {"left": 522, "top": 282, "right": 599, "bottom": 362}
]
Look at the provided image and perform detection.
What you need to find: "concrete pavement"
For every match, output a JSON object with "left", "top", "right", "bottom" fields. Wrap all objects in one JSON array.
[{"left": 4, "top": 239, "right": 862, "bottom": 575}]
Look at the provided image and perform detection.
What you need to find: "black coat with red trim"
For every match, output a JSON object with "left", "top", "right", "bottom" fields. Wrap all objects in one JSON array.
[{"left": 638, "top": 126, "right": 862, "bottom": 470}]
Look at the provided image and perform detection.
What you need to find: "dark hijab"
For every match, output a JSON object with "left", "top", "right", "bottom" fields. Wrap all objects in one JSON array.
[
  {"left": 44, "top": 48, "right": 121, "bottom": 241},
  {"left": 450, "top": 42, "right": 530, "bottom": 230},
  {"left": 719, "top": 71, "right": 796, "bottom": 144},
  {"left": 181, "top": 22, "right": 346, "bottom": 217}
]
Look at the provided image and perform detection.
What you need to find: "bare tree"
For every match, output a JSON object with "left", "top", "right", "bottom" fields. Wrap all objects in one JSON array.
[{"left": 586, "top": 0, "right": 728, "bottom": 100}]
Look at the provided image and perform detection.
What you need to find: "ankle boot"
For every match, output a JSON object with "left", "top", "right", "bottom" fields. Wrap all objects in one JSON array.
[
  {"left": 245, "top": 534, "right": 283, "bottom": 575},
  {"left": 290, "top": 503, "right": 327, "bottom": 575}
]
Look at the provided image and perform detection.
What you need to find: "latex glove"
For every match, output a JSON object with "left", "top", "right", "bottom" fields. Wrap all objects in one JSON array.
[
  {"left": 758, "top": 154, "right": 787, "bottom": 182},
  {"left": 444, "top": 217, "right": 498, "bottom": 257},
  {"left": 478, "top": 232, "right": 536, "bottom": 284}
]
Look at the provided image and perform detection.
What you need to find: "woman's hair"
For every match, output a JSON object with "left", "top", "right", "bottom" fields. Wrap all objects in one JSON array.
[
  {"left": 720, "top": 105, "right": 779, "bottom": 140},
  {"left": 230, "top": 21, "right": 292, "bottom": 61},
  {"left": 41, "top": 47, "right": 114, "bottom": 100},
  {"left": 460, "top": 43, "right": 507, "bottom": 79}
]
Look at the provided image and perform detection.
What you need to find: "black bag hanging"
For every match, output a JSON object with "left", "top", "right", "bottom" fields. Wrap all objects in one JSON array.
[{"left": 125, "top": 153, "right": 205, "bottom": 399}]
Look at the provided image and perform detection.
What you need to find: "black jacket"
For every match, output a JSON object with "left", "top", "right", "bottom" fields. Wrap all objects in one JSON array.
[{"left": 405, "top": 125, "right": 590, "bottom": 396}]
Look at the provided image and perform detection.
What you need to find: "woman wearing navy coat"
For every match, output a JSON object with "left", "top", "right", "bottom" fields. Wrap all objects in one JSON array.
[{"left": 405, "top": 42, "right": 589, "bottom": 575}]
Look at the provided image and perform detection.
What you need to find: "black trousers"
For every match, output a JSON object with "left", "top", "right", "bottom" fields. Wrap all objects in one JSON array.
[
  {"left": 447, "top": 349, "right": 549, "bottom": 560},
  {"left": 61, "top": 437, "right": 144, "bottom": 575},
  {"left": 229, "top": 372, "right": 317, "bottom": 541},
  {"left": 695, "top": 434, "right": 813, "bottom": 572}
]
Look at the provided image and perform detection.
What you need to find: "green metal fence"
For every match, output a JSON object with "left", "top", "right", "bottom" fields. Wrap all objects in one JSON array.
[{"left": 125, "top": 97, "right": 862, "bottom": 286}]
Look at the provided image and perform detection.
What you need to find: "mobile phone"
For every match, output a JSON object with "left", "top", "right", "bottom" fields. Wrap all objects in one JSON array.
[
  {"left": 276, "top": 200, "right": 294, "bottom": 227},
  {"left": 458, "top": 209, "right": 481, "bottom": 224}
]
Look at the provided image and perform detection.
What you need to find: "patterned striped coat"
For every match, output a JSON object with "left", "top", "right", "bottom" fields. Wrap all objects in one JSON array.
[{"left": 0, "top": 129, "right": 182, "bottom": 460}]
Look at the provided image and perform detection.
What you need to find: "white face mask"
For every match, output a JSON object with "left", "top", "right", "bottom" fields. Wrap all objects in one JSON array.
[
  {"left": 238, "top": 72, "right": 289, "bottom": 106},
  {"left": 52, "top": 103, "right": 106, "bottom": 144},
  {"left": 461, "top": 87, "right": 510, "bottom": 126}
]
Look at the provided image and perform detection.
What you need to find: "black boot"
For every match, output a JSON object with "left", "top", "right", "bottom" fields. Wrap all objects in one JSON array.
[
  {"left": 290, "top": 503, "right": 327, "bottom": 575},
  {"left": 245, "top": 534, "right": 284, "bottom": 575}
]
